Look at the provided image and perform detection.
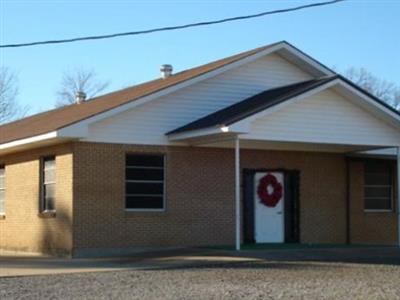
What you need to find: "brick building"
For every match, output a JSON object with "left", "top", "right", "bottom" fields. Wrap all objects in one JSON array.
[{"left": 1, "top": 42, "right": 399, "bottom": 257}]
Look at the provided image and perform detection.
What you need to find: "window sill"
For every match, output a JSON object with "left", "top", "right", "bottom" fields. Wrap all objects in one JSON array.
[
  {"left": 38, "top": 211, "right": 56, "bottom": 218},
  {"left": 0, "top": 214, "right": 5, "bottom": 220}
]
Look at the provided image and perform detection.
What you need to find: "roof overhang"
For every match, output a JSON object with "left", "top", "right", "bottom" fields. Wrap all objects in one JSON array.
[
  {"left": 230, "top": 79, "right": 400, "bottom": 132},
  {"left": 168, "top": 77, "right": 400, "bottom": 151},
  {"left": 0, "top": 132, "right": 74, "bottom": 156}
]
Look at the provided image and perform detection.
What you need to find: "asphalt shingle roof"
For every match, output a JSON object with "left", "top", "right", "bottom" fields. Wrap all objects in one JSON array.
[{"left": 0, "top": 42, "right": 282, "bottom": 145}]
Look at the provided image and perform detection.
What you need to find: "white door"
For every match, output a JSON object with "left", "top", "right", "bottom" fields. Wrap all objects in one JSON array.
[{"left": 254, "top": 172, "right": 285, "bottom": 243}]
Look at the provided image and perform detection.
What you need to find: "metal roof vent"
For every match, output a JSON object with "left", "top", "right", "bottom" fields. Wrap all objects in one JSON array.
[
  {"left": 160, "top": 64, "right": 173, "bottom": 79},
  {"left": 75, "top": 91, "right": 86, "bottom": 104}
]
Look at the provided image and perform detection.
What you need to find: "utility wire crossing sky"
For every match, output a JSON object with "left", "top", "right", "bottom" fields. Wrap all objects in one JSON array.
[{"left": 0, "top": 0, "right": 345, "bottom": 49}]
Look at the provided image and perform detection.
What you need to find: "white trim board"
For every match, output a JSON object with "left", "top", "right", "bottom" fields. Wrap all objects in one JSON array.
[{"left": 0, "top": 132, "right": 58, "bottom": 150}]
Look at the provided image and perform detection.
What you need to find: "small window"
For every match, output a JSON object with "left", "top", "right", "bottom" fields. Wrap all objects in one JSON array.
[
  {"left": 364, "top": 161, "right": 393, "bottom": 211},
  {"left": 0, "top": 165, "right": 5, "bottom": 215},
  {"left": 125, "top": 154, "right": 165, "bottom": 210},
  {"left": 40, "top": 156, "right": 56, "bottom": 212}
]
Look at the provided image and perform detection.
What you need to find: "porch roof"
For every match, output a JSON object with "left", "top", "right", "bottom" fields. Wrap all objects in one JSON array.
[
  {"left": 167, "top": 75, "right": 400, "bottom": 153},
  {"left": 167, "top": 77, "right": 334, "bottom": 135},
  {"left": 167, "top": 75, "right": 400, "bottom": 137}
]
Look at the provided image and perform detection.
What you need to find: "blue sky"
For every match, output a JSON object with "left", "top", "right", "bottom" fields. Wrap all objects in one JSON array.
[{"left": 1, "top": 0, "right": 399, "bottom": 114}]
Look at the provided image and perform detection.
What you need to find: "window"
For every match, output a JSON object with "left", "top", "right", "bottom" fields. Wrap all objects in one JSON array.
[
  {"left": 125, "top": 154, "right": 165, "bottom": 210},
  {"left": 364, "top": 161, "right": 393, "bottom": 211},
  {"left": 40, "top": 156, "right": 56, "bottom": 212},
  {"left": 0, "top": 165, "right": 5, "bottom": 215}
]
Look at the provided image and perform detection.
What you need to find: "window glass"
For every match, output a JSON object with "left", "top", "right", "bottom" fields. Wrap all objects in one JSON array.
[
  {"left": 125, "top": 154, "right": 165, "bottom": 210},
  {"left": 364, "top": 161, "right": 392, "bottom": 211},
  {"left": 41, "top": 157, "right": 56, "bottom": 212}
]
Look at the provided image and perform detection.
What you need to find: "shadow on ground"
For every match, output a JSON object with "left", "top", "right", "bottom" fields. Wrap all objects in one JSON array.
[{"left": 1, "top": 246, "right": 400, "bottom": 277}]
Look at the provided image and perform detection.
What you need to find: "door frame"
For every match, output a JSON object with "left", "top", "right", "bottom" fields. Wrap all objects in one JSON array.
[{"left": 243, "top": 168, "right": 300, "bottom": 244}]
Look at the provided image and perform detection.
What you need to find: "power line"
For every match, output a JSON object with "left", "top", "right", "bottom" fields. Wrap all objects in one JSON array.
[{"left": 0, "top": 0, "right": 346, "bottom": 49}]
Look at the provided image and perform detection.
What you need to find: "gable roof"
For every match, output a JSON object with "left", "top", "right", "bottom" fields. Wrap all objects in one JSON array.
[
  {"left": 0, "top": 41, "right": 335, "bottom": 146},
  {"left": 0, "top": 42, "right": 284, "bottom": 145},
  {"left": 167, "top": 75, "right": 400, "bottom": 136}
]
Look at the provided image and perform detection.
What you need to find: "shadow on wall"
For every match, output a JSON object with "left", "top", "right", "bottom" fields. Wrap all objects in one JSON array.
[{"left": 38, "top": 206, "right": 72, "bottom": 257}]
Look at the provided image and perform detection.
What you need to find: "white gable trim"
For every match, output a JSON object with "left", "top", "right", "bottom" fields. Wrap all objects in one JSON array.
[
  {"left": 168, "top": 79, "right": 341, "bottom": 141},
  {"left": 56, "top": 42, "right": 334, "bottom": 139},
  {"left": 338, "top": 80, "right": 400, "bottom": 126},
  {"left": 229, "top": 79, "right": 400, "bottom": 133},
  {"left": 278, "top": 42, "right": 335, "bottom": 76},
  {"left": 169, "top": 78, "right": 400, "bottom": 147}
]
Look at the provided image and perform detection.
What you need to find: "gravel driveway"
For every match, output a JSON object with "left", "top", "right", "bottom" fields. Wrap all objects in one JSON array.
[{"left": 1, "top": 248, "right": 400, "bottom": 299}]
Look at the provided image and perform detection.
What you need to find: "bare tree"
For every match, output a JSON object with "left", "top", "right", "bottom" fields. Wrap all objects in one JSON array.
[
  {"left": 56, "top": 68, "right": 110, "bottom": 107},
  {"left": 0, "top": 66, "right": 27, "bottom": 124},
  {"left": 342, "top": 67, "right": 400, "bottom": 109}
]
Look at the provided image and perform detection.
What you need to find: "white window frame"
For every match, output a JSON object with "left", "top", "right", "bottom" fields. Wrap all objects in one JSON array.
[
  {"left": 364, "top": 161, "right": 393, "bottom": 213},
  {"left": 125, "top": 154, "right": 166, "bottom": 212},
  {"left": 40, "top": 156, "right": 56, "bottom": 213},
  {"left": 0, "top": 165, "right": 5, "bottom": 216}
]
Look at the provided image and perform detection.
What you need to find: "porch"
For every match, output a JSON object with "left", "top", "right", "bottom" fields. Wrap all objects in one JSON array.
[
  {"left": 193, "top": 139, "right": 400, "bottom": 250},
  {"left": 166, "top": 77, "right": 400, "bottom": 250}
]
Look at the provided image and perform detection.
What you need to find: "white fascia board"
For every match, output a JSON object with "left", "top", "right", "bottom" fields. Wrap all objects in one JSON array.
[
  {"left": 168, "top": 127, "right": 227, "bottom": 141},
  {"left": 168, "top": 121, "right": 253, "bottom": 141},
  {"left": 280, "top": 43, "right": 335, "bottom": 76},
  {"left": 0, "top": 131, "right": 58, "bottom": 150},
  {"left": 337, "top": 81, "right": 400, "bottom": 125},
  {"left": 357, "top": 147, "right": 397, "bottom": 155},
  {"left": 246, "top": 134, "right": 400, "bottom": 148}
]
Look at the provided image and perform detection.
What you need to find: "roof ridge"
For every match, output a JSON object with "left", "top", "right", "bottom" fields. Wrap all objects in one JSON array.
[
  {"left": 0, "top": 42, "right": 281, "bottom": 130},
  {"left": 83, "top": 42, "right": 280, "bottom": 102}
]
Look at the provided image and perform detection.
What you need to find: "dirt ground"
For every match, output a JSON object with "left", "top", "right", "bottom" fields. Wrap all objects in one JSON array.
[{"left": 1, "top": 247, "right": 400, "bottom": 299}]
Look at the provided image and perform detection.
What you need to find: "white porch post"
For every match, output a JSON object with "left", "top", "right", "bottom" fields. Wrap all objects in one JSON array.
[
  {"left": 235, "top": 137, "right": 241, "bottom": 251},
  {"left": 397, "top": 147, "right": 400, "bottom": 247}
]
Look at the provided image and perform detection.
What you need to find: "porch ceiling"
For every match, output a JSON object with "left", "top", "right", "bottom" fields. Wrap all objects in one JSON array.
[{"left": 173, "top": 135, "right": 393, "bottom": 154}]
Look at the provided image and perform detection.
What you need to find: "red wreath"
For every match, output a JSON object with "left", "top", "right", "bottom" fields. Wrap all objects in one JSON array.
[{"left": 257, "top": 174, "right": 283, "bottom": 207}]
